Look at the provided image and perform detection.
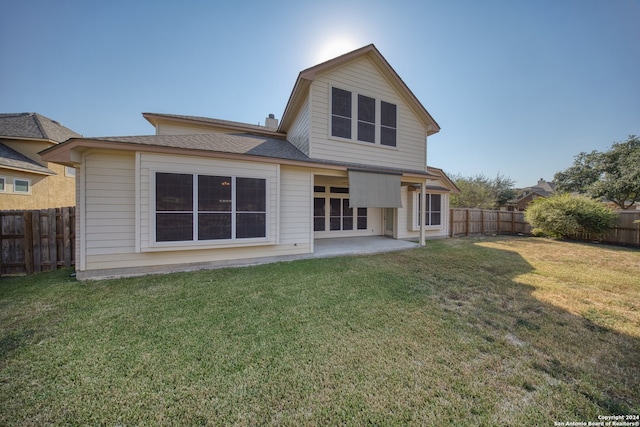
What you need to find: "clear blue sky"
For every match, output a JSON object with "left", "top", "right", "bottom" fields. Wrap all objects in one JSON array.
[{"left": 1, "top": 0, "right": 638, "bottom": 187}]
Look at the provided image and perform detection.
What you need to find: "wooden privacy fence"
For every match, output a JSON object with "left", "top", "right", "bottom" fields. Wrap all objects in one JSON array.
[
  {"left": 0, "top": 207, "right": 75, "bottom": 276},
  {"left": 570, "top": 210, "right": 640, "bottom": 247},
  {"left": 450, "top": 208, "right": 640, "bottom": 247},
  {"left": 450, "top": 209, "right": 532, "bottom": 237},
  {"left": 1, "top": 207, "right": 637, "bottom": 276}
]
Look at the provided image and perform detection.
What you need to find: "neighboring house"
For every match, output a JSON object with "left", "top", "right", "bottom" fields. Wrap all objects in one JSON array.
[
  {"left": 0, "top": 113, "right": 81, "bottom": 210},
  {"left": 506, "top": 178, "right": 555, "bottom": 211},
  {"left": 41, "top": 44, "right": 459, "bottom": 280}
]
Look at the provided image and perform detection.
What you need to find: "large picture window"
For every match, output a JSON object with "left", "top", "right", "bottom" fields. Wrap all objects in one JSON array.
[{"left": 155, "top": 172, "right": 266, "bottom": 243}]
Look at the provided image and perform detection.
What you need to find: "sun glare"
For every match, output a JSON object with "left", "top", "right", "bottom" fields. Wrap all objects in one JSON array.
[{"left": 314, "top": 37, "right": 361, "bottom": 63}]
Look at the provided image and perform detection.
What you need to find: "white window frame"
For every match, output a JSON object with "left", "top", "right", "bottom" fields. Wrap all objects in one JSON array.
[
  {"left": 13, "top": 178, "right": 31, "bottom": 194},
  {"left": 413, "top": 192, "right": 443, "bottom": 230},
  {"left": 313, "top": 186, "right": 367, "bottom": 234},
  {"left": 329, "top": 85, "right": 397, "bottom": 148}
]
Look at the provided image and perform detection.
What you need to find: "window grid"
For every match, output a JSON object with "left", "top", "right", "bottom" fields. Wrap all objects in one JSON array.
[
  {"left": 331, "top": 87, "right": 397, "bottom": 147},
  {"left": 314, "top": 187, "right": 367, "bottom": 232},
  {"left": 155, "top": 172, "right": 266, "bottom": 243},
  {"left": 416, "top": 193, "right": 442, "bottom": 227},
  {"left": 380, "top": 101, "right": 397, "bottom": 147},
  {"left": 331, "top": 87, "right": 352, "bottom": 139}
]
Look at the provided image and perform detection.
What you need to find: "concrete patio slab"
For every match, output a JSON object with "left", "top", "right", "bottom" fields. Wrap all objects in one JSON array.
[{"left": 313, "top": 236, "right": 419, "bottom": 258}]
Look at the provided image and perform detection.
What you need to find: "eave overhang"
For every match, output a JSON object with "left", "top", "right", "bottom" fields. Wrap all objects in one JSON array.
[{"left": 39, "top": 137, "right": 439, "bottom": 181}]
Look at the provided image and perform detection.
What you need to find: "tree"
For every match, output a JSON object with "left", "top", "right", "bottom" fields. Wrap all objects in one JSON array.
[
  {"left": 524, "top": 193, "right": 617, "bottom": 239},
  {"left": 450, "top": 173, "right": 516, "bottom": 209},
  {"left": 554, "top": 135, "right": 640, "bottom": 209}
]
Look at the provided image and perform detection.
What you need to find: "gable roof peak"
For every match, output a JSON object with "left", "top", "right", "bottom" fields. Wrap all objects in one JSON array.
[
  {"left": 298, "top": 43, "right": 378, "bottom": 80},
  {"left": 279, "top": 44, "right": 440, "bottom": 135}
]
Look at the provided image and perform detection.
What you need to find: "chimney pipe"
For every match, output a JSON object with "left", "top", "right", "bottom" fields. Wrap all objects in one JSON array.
[{"left": 265, "top": 113, "right": 278, "bottom": 129}]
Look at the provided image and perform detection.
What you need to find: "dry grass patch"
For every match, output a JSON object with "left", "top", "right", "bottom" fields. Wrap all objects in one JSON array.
[{"left": 477, "top": 238, "right": 640, "bottom": 337}]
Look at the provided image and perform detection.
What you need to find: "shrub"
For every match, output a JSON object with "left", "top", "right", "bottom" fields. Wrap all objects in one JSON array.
[{"left": 524, "top": 193, "right": 617, "bottom": 239}]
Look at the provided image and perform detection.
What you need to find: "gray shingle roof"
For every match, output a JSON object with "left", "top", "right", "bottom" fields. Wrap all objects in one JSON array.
[
  {"left": 74, "top": 132, "right": 435, "bottom": 177},
  {"left": 0, "top": 142, "right": 55, "bottom": 175},
  {"left": 92, "top": 133, "right": 311, "bottom": 162},
  {"left": 0, "top": 113, "right": 81, "bottom": 143},
  {"left": 143, "top": 112, "right": 282, "bottom": 135}
]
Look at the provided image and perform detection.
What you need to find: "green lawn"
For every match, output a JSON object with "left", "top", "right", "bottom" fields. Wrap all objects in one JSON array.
[{"left": 1, "top": 236, "right": 639, "bottom": 426}]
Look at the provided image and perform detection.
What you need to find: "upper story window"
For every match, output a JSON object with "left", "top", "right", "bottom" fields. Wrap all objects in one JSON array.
[
  {"left": 0, "top": 177, "right": 5, "bottom": 192},
  {"left": 331, "top": 87, "right": 397, "bottom": 147},
  {"left": 357, "top": 95, "right": 375, "bottom": 143},
  {"left": 381, "top": 101, "right": 397, "bottom": 147},
  {"left": 331, "top": 87, "right": 352, "bottom": 139}
]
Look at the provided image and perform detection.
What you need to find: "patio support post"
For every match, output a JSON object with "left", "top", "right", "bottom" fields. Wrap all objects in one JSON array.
[{"left": 420, "top": 182, "right": 426, "bottom": 246}]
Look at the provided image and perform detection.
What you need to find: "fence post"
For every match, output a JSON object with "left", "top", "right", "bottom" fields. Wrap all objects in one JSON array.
[
  {"left": 465, "top": 209, "right": 470, "bottom": 236},
  {"left": 449, "top": 209, "right": 454, "bottom": 237},
  {"left": 32, "top": 210, "right": 42, "bottom": 272},
  {"left": 48, "top": 209, "right": 57, "bottom": 271},
  {"left": 24, "top": 212, "right": 34, "bottom": 274}
]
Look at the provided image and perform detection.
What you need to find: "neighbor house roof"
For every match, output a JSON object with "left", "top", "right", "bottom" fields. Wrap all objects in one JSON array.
[
  {"left": 40, "top": 133, "right": 441, "bottom": 180},
  {"left": 0, "top": 113, "right": 81, "bottom": 143},
  {"left": 142, "top": 113, "right": 285, "bottom": 138},
  {"left": 278, "top": 44, "right": 441, "bottom": 135},
  {"left": 0, "top": 142, "right": 55, "bottom": 175}
]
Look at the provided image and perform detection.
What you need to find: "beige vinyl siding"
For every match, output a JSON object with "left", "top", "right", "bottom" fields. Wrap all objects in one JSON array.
[
  {"left": 279, "top": 166, "right": 312, "bottom": 245},
  {"left": 286, "top": 95, "right": 310, "bottom": 155},
  {"left": 396, "top": 187, "right": 411, "bottom": 239},
  {"left": 83, "top": 151, "right": 136, "bottom": 257},
  {"left": 309, "top": 57, "right": 427, "bottom": 171},
  {"left": 77, "top": 151, "right": 311, "bottom": 277}
]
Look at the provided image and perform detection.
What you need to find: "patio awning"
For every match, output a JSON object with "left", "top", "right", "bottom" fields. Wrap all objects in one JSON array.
[{"left": 348, "top": 169, "right": 402, "bottom": 208}]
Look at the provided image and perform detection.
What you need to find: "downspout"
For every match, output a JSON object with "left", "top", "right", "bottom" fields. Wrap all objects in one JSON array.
[{"left": 420, "top": 181, "right": 426, "bottom": 246}]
